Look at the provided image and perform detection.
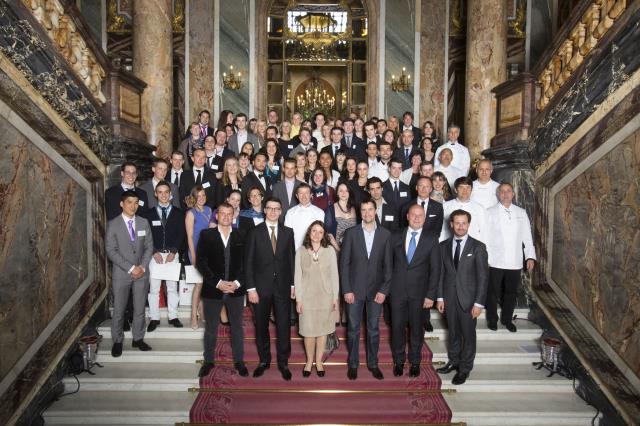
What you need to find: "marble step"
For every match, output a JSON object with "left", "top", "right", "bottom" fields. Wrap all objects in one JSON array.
[
  {"left": 94, "top": 337, "right": 542, "bottom": 365},
  {"left": 62, "top": 363, "right": 576, "bottom": 394},
  {"left": 97, "top": 317, "right": 542, "bottom": 341}
]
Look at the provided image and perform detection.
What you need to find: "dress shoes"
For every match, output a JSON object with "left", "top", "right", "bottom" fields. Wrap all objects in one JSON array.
[
  {"left": 436, "top": 362, "right": 457, "bottom": 374},
  {"left": 147, "top": 320, "right": 160, "bottom": 332},
  {"left": 503, "top": 322, "right": 517, "bottom": 332},
  {"left": 424, "top": 321, "right": 434, "bottom": 333},
  {"left": 279, "top": 366, "right": 292, "bottom": 381},
  {"left": 302, "top": 368, "right": 312, "bottom": 378},
  {"left": 169, "top": 318, "right": 184, "bottom": 328},
  {"left": 452, "top": 372, "right": 468, "bottom": 385},
  {"left": 316, "top": 368, "right": 325, "bottom": 378},
  {"left": 123, "top": 320, "right": 131, "bottom": 332},
  {"left": 253, "top": 363, "right": 270, "bottom": 378},
  {"left": 393, "top": 363, "right": 404, "bottom": 377},
  {"left": 347, "top": 367, "right": 358, "bottom": 380},
  {"left": 234, "top": 362, "right": 249, "bottom": 377},
  {"left": 198, "top": 362, "right": 215, "bottom": 378},
  {"left": 111, "top": 342, "right": 123, "bottom": 358},
  {"left": 487, "top": 321, "right": 498, "bottom": 331},
  {"left": 409, "top": 364, "right": 421, "bottom": 377},
  {"left": 132, "top": 339, "right": 152, "bottom": 351},
  {"left": 368, "top": 367, "right": 384, "bottom": 380}
]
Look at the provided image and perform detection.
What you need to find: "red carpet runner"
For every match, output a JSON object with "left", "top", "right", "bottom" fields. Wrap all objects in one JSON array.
[{"left": 190, "top": 308, "right": 453, "bottom": 424}]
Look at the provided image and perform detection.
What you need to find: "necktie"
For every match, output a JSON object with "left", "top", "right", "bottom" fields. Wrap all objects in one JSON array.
[
  {"left": 173, "top": 172, "right": 179, "bottom": 186},
  {"left": 127, "top": 219, "right": 135, "bottom": 241},
  {"left": 270, "top": 225, "right": 277, "bottom": 254},
  {"left": 161, "top": 207, "right": 167, "bottom": 225},
  {"left": 407, "top": 231, "right": 418, "bottom": 263},
  {"left": 393, "top": 180, "right": 399, "bottom": 201},
  {"left": 347, "top": 136, "right": 351, "bottom": 147},
  {"left": 454, "top": 239, "right": 462, "bottom": 269},
  {"left": 421, "top": 200, "right": 426, "bottom": 213},
  {"left": 405, "top": 148, "right": 410, "bottom": 158},
  {"left": 334, "top": 145, "right": 338, "bottom": 156},
  {"left": 505, "top": 209, "right": 512, "bottom": 220},
  {"left": 195, "top": 169, "right": 202, "bottom": 185}
]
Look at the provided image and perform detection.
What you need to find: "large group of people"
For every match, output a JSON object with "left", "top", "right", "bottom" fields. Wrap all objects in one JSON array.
[{"left": 105, "top": 108, "right": 536, "bottom": 386}]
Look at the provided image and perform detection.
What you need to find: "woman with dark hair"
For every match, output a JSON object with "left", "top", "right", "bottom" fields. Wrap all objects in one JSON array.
[
  {"left": 238, "top": 152, "right": 251, "bottom": 177},
  {"left": 431, "top": 171, "right": 454, "bottom": 203},
  {"left": 422, "top": 120, "right": 439, "bottom": 149},
  {"left": 354, "top": 117, "right": 365, "bottom": 140},
  {"left": 305, "top": 148, "right": 319, "bottom": 176},
  {"left": 238, "top": 186, "right": 265, "bottom": 232},
  {"left": 339, "top": 156, "right": 358, "bottom": 183},
  {"left": 216, "top": 110, "right": 234, "bottom": 132},
  {"left": 262, "top": 138, "right": 283, "bottom": 183},
  {"left": 325, "top": 181, "right": 357, "bottom": 252},
  {"left": 345, "top": 160, "right": 370, "bottom": 206},
  {"left": 224, "top": 123, "right": 235, "bottom": 142},
  {"left": 334, "top": 151, "right": 347, "bottom": 174},
  {"left": 248, "top": 117, "right": 257, "bottom": 134},
  {"left": 294, "top": 220, "right": 339, "bottom": 377},
  {"left": 310, "top": 168, "right": 335, "bottom": 211},
  {"left": 382, "top": 128, "right": 399, "bottom": 149},
  {"left": 294, "top": 151, "right": 309, "bottom": 182},
  {"left": 241, "top": 141, "right": 255, "bottom": 157},
  {"left": 420, "top": 136, "right": 435, "bottom": 163},
  {"left": 319, "top": 151, "right": 340, "bottom": 189}
]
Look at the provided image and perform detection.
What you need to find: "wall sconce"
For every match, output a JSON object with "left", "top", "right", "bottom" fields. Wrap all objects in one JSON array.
[
  {"left": 223, "top": 65, "right": 243, "bottom": 90},
  {"left": 390, "top": 67, "right": 411, "bottom": 92}
]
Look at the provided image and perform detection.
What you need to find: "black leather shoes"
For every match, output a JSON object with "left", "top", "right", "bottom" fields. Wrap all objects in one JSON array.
[
  {"left": 452, "top": 371, "right": 468, "bottom": 385},
  {"left": 436, "top": 362, "right": 457, "bottom": 374},
  {"left": 424, "top": 321, "right": 434, "bottom": 333},
  {"left": 368, "top": 367, "right": 384, "bottom": 380},
  {"left": 347, "top": 367, "right": 358, "bottom": 380},
  {"left": 503, "top": 322, "right": 517, "bottom": 332},
  {"left": 234, "top": 362, "right": 249, "bottom": 377},
  {"left": 316, "top": 368, "right": 325, "bottom": 378},
  {"left": 302, "top": 368, "right": 312, "bottom": 378},
  {"left": 393, "top": 363, "right": 404, "bottom": 377},
  {"left": 253, "top": 363, "right": 270, "bottom": 378},
  {"left": 279, "top": 366, "right": 292, "bottom": 380},
  {"left": 169, "top": 318, "right": 184, "bottom": 328},
  {"left": 487, "top": 321, "right": 498, "bottom": 331},
  {"left": 111, "top": 342, "right": 123, "bottom": 358},
  {"left": 132, "top": 339, "right": 152, "bottom": 351},
  {"left": 123, "top": 321, "right": 131, "bottom": 332},
  {"left": 147, "top": 320, "right": 160, "bottom": 332},
  {"left": 409, "top": 364, "right": 420, "bottom": 377},
  {"left": 198, "top": 362, "right": 214, "bottom": 378}
]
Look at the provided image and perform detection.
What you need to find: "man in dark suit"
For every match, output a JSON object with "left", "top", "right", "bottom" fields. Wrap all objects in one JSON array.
[
  {"left": 389, "top": 204, "right": 442, "bottom": 377},
  {"left": 209, "top": 129, "right": 235, "bottom": 177},
  {"left": 340, "top": 199, "right": 393, "bottom": 380},
  {"left": 382, "top": 158, "right": 411, "bottom": 213},
  {"left": 436, "top": 209, "right": 489, "bottom": 385},
  {"left": 271, "top": 159, "right": 300, "bottom": 222},
  {"left": 320, "top": 126, "right": 346, "bottom": 168},
  {"left": 245, "top": 197, "right": 296, "bottom": 381},
  {"left": 394, "top": 129, "right": 420, "bottom": 170},
  {"left": 341, "top": 118, "right": 366, "bottom": 161},
  {"left": 139, "top": 158, "right": 181, "bottom": 209},
  {"left": 179, "top": 148, "right": 218, "bottom": 210},
  {"left": 401, "top": 111, "right": 421, "bottom": 147},
  {"left": 169, "top": 151, "right": 185, "bottom": 187},
  {"left": 228, "top": 113, "right": 260, "bottom": 155},
  {"left": 195, "top": 202, "right": 248, "bottom": 378},
  {"left": 143, "top": 181, "right": 186, "bottom": 332},
  {"left": 367, "top": 177, "right": 400, "bottom": 231},
  {"left": 105, "top": 162, "right": 149, "bottom": 221},
  {"left": 241, "top": 152, "right": 272, "bottom": 208},
  {"left": 183, "top": 109, "right": 214, "bottom": 140}
]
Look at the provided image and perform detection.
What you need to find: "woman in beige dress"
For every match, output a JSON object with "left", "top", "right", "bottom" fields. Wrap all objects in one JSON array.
[{"left": 295, "top": 221, "right": 339, "bottom": 377}]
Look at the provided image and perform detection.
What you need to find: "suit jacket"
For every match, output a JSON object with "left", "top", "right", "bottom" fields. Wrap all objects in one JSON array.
[
  {"left": 394, "top": 146, "right": 419, "bottom": 170},
  {"left": 179, "top": 168, "right": 219, "bottom": 210},
  {"left": 177, "top": 137, "right": 202, "bottom": 171},
  {"left": 139, "top": 180, "right": 181, "bottom": 209},
  {"left": 389, "top": 228, "right": 441, "bottom": 301},
  {"left": 196, "top": 228, "right": 246, "bottom": 299},
  {"left": 105, "top": 215, "right": 154, "bottom": 282},
  {"left": 400, "top": 198, "right": 444, "bottom": 238},
  {"left": 143, "top": 206, "right": 186, "bottom": 254},
  {"left": 241, "top": 171, "right": 273, "bottom": 208},
  {"left": 382, "top": 179, "right": 411, "bottom": 212},
  {"left": 183, "top": 125, "right": 214, "bottom": 140},
  {"left": 340, "top": 224, "right": 393, "bottom": 300},
  {"left": 278, "top": 139, "right": 296, "bottom": 159},
  {"left": 438, "top": 236, "right": 489, "bottom": 311},
  {"left": 375, "top": 202, "right": 401, "bottom": 232},
  {"left": 288, "top": 142, "right": 315, "bottom": 159},
  {"left": 105, "top": 184, "right": 149, "bottom": 221},
  {"left": 207, "top": 148, "right": 235, "bottom": 174},
  {"left": 400, "top": 125, "right": 421, "bottom": 147},
  {"left": 245, "top": 222, "right": 295, "bottom": 298},
  {"left": 272, "top": 179, "right": 300, "bottom": 220},
  {"left": 228, "top": 132, "right": 260, "bottom": 155},
  {"left": 341, "top": 135, "right": 366, "bottom": 161}
]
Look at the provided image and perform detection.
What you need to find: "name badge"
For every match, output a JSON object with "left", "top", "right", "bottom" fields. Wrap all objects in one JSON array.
[
  {"left": 315, "top": 192, "right": 324, "bottom": 197},
  {"left": 232, "top": 218, "right": 237, "bottom": 224},
  {"left": 400, "top": 191, "right": 408, "bottom": 197},
  {"left": 288, "top": 144, "right": 293, "bottom": 149},
  {"left": 429, "top": 214, "right": 436, "bottom": 217},
  {"left": 202, "top": 182, "right": 211, "bottom": 189},
  {"left": 352, "top": 144, "right": 357, "bottom": 149},
  {"left": 138, "top": 200, "right": 145, "bottom": 207},
  {"left": 385, "top": 215, "right": 394, "bottom": 221},
  {"left": 466, "top": 253, "right": 472, "bottom": 257},
  {"left": 137, "top": 230, "right": 146, "bottom": 236},
  {"left": 211, "top": 165, "right": 219, "bottom": 170},
  {"left": 272, "top": 165, "right": 280, "bottom": 171},
  {"left": 152, "top": 220, "right": 162, "bottom": 226}
]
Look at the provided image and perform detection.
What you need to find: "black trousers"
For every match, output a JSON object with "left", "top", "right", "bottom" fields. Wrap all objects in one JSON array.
[
  {"left": 445, "top": 297, "right": 477, "bottom": 374},
  {"left": 390, "top": 297, "right": 424, "bottom": 365},
  {"left": 203, "top": 296, "right": 244, "bottom": 363},
  {"left": 486, "top": 268, "right": 521, "bottom": 325},
  {"left": 254, "top": 292, "right": 291, "bottom": 367},
  {"left": 347, "top": 299, "right": 383, "bottom": 368}
]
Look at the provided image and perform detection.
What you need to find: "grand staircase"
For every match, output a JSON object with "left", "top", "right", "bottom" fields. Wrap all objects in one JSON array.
[{"left": 43, "top": 306, "right": 597, "bottom": 425}]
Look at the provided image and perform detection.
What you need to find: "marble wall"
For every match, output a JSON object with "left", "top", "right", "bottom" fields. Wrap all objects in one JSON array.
[
  {"left": 220, "top": 0, "right": 250, "bottom": 115},
  {"left": 188, "top": 0, "right": 216, "bottom": 120},
  {"left": 384, "top": 0, "right": 415, "bottom": 117}
]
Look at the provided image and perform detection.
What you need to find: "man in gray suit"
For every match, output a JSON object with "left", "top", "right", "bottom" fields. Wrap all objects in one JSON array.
[
  {"left": 228, "top": 113, "right": 260, "bottom": 155},
  {"left": 340, "top": 199, "right": 393, "bottom": 381},
  {"left": 271, "top": 158, "right": 300, "bottom": 222},
  {"left": 140, "top": 158, "right": 180, "bottom": 209},
  {"left": 287, "top": 128, "right": 314, "bottom": 158},
  {"left": 106, "top": 190, "right": 155, "bottom": 357},
  {"left": 436, "top": 209, "right": 489, "bottom": 385}
]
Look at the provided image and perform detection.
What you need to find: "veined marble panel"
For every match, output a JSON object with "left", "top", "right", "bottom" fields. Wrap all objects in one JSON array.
[
  {"left": 220, "top": 0, "right": 250, "bottom": 115},
  {"left": 384, "top": 0, "right": 415, "bottom": 117}
]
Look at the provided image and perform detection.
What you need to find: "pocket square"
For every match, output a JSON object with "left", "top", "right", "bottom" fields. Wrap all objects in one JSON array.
[
  {"left": 466, "top": 253, "right": 472, "bottom": 256},
  {"left": 429, "top": 214, "right": 436, "bottom": 217}
]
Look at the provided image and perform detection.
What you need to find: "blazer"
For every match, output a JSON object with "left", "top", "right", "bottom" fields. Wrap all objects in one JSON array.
[
  {"left": 340, "top": 224, "right": 393, "bottom": 300},
  {"left": 288, "top": 142, "right": 315, "bottom": 159},
  {"left": 341, "top": 135, "right": 366, "bottom": 161},
  {"left": 105, "top": 215, "right": 154, "bottom": 282},
  {"left": 400, "top": 198, "right": 444, "bottom": 238},
  {"left": 139, "top": 180, "right": 181, "bottom": 209},
  {"left": 207, "top": 148, "right": 235, "bottom": 174},
  {"left": 241, "top": 171, "right": 273, "bottom": 207},
  {"left": 394, "top": 146, "right": 419, "bottom": 170},
  {"left": 143, "top": 206, "right": 186, "bottom": 254},
  {"left": 278, "top": 139, "right": 296, "bottom": 159},
  {"left": 399, "top": 125, "right": 421, "bottom": 147},
  {"left": 389, "top": 228, "right": 442, "bottom": 301},
  {"left": 196, "top": 228, "right": 246, "bottom": 299},
  {"left": 375, "top": 202, "right": 401, "bottom": 232},
  {"left": 179, "top": 168, "right": 219, "bottom": 210},
  {"left": 105, "top": 185, "right": 149, "bottom": 221},
  {"left": 244, "top": 222, "right": 295, "bottom": 298},
  {"left": 228, "top": 132, "right": 260, "bottom": 155},
  {"left": 177, "top": 137, "right": 202, "bottom": 171},
  {"left": 272, "top": 179, "right": 300, "bottom": 220},
  {"left": 183, "top": 125, "right": 214, "bottom": 140},
  {"left": 438, "top": 236, "right": 489, "bottom": 311},
  {"left": 382, "top": 179, "right": 411, "bottom": 212}
]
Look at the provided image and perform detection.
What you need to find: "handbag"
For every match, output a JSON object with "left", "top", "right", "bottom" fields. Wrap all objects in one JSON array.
[{"left": 324, "top": 331, "right": 339, "bottom": 353}]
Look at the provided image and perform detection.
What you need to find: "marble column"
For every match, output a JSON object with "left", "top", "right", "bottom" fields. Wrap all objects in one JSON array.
[
  {"left": 188, "top": 0, "right": 215, "bottom": 121},
  {"left": 133, "top": 0, "right": 173, "bottom": 158},
  {"left": 464, "top": 0, "right": 507, "bottom": 161},
  {"left": 419, "top": 0, "right": 447, "bottom": 135}
]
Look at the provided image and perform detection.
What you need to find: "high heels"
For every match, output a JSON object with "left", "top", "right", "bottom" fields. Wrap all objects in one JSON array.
[
  {"left": 302, "top": 367, "right": 312, "bottom": 378},
  {"left": 316, "top": 365, "right": 325, "bottom": 377}
]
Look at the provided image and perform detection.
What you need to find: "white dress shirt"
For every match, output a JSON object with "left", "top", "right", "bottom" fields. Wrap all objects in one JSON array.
[
  {"left": 434, "top": 141, "right": 471, "bottom": 176},
  {"left": 362, "top": 224, "right": 377, "bottom": 258},
  {"left": 440, "top": 198, "right": 487, "bottom": 243},
  {"left": 284, "top": 203, "right": 325, "bottom": 249},
  {"left": 236, "top": 130, "right": 248, "bottom": 151},
  {"left": 170, "top": 169, "right": 183, "bottom": 185},
  {"left": 368, "top": 161, "right": 389, "bottom": 182},
  {"left": 471, "top": 179, "right": 500, "bottom": 209},
  {"left": 486, "top": 202, "right": 536, "bottom": 270}
]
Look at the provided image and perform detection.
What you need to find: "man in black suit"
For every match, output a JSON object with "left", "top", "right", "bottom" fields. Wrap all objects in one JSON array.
[
  {"left": 168, "top": 151, "right": 185, "bottom": 188},
  {"left": 340, "top": 199, "right": 393, "bottom": 380},
  {"left": 320, "top": 126, "right": 346, "bottom": 168},
  {"left": 196, "top": 202, "right": 248, "bottom": 378},
  {"left": 183, "top": 109, "right": 214, "bottom": 140},
  {"left": 394, "top": 130, "right": 420, "bottom": 170},
  {"left": 143, "top": 181, "right": 186, "bottom": 331},
  {"left": 271, "top": 159, "right": 300, "bottom": 222},
  {"left": 241, "top": 152, "right": 273, "bottom": 208},
  {"left": 400, "top": 111, "right": 421, "bottom": 147},
  {"left": 139, "top": 158, "right": 181, "bottom": 209},
  {"left": 105, "top": 162, "right": 149, "bottom": 221},
  {"left": 436, "top": 210, "right": 489, "bottom": 385},
  {"left": 209, "top": 129, "right": 234, "bottom": 177},
  {"left": 382, "top": 158, "right": 411, "bottom": 213},
  {"left": 367, "top": 177, "right": 399, "bottom": 231},
  {"left": 179, "top": 148, "right": 218, "bottom": 210},
  {"left": 245, "top": 197, "right": 296, "bottom": 381},
  {"left": 390, "top": 204, "right": 442, "bottom": 378},
  {"left": 341, "top": 118, "right": 366, "bottom": 161}
]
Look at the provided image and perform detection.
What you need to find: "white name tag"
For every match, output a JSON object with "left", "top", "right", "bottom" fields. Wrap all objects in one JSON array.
[
  {"left": 138, "top": 200, "right": 145, "bottom": 207},
  {"left": 272, "top": 165, "right": 280, "bottom": 170},
  {"left": 385, "top": 215, "right": 394, "bottom": 221},
  {"left": 288, "top": 144, "right": 293, "bottom": 149},
  {"left": 467, "top": 253, "right": 472, "bottom": 257},
  {"left": 315, "top": 192, "right": 324, "bottom": 197},
  {"left": 137, "top": 230, "right": 146, "bottom": 236},
  {"left": 211, "top": 165, "right": 219, "bottom": 170},
  {"left": 400, "top": 191, "right": 408, "bottom": 197},
  {"left": 152, "top": 220, "right": 162, "bottom": 226},
  {"left": 429, "top": 214, "right": 436, "bottom": 217},
  {"left": 202, "top": 182, "right": 211, "bottom": 188}
]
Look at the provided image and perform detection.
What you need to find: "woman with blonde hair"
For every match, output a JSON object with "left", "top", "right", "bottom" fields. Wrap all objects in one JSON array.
[
  {"left": 218, "top": 156, "right": 243, "bottom": 204},
  {"left": 294, "top": 151, "right": 309, "bottom": 182}
]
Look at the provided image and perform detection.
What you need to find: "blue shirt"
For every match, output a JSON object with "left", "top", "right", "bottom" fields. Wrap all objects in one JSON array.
[{"left": 362, "top": 224, "right": 377, "bottom": 258}]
